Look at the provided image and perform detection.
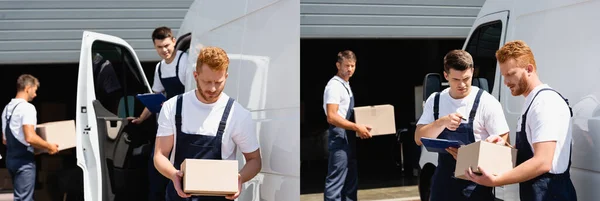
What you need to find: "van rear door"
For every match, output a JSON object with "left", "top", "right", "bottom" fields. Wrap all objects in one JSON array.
[{"left": 76, "top": 31, "right": 156, "bottom": 201}]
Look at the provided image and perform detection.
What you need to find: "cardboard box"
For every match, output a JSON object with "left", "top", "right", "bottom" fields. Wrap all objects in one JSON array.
[
  {"left": 353, "top": 104, "right": 396, "bottom": 136},
  {"left": 455, "top": 141, "right": 517, "bottom": 180},
  {"left": 35, "top": 120, "right": 76, "bottom": 154},
  {"left": 181, "top": 159, "right": 238, "bottom": 196}
]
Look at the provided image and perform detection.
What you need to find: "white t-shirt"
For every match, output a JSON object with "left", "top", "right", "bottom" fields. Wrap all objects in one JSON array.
[
  {"left": 518, "top": 84, "right": 572, "bottom": 174},
  {"left": 417, "top": 87, "right": 509, "bottom": 142},
  {"left": 156, "top": 90, "right": 259, "bottom": 162},
  {"left": 152, "top": 50, "right": 195, "bottom": 93},
  {"left": 1, "top": 98, "right": 36, "bottom": 151},
  {"left": 323, "top": 75, "right": 354, "bottom": 118}
]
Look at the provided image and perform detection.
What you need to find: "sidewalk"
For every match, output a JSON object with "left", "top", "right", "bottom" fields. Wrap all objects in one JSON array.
[
  {"left": 300, "top": 185, "right": 420, "bottom": 201},
  {"left": 0, "top": 192, "right": 11, "bottom": 201}
]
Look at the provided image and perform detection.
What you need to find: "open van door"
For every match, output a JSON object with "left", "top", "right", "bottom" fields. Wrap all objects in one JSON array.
[{"left": 76, "top": 31, "right": 156, "bottom": 201}]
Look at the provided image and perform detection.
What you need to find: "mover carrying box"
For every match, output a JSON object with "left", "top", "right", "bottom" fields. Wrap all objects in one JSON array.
[
  {"left": 455, "top": 141, "right": 517, "bottom": 180},
  {"left": 35, "top": 120, "right": 76, "bottom": 154},
  {"left": 353, "top": 104, "right": 396, "bottom": 136},
  {"left": 181, "top": 159, "right": 238, "bottom": 196}
]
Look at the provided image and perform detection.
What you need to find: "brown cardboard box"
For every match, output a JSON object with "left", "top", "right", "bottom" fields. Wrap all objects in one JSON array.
[
  {"left": 455, "top": 141, "right": 517, "bottom": 180},
  {"left": 35, "top": 120, "right": 76, "bottom": 154},
  {"left": 353, "top": 104, "right": 396, "bottom": 136},
  {"left": 181, "top": 159, "right": 238, "bottom": 196}
]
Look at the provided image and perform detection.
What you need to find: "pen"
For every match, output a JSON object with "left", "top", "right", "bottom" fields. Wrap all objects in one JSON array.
[{"left": 456, "top": 112, "right": 467, "bottom": 121}]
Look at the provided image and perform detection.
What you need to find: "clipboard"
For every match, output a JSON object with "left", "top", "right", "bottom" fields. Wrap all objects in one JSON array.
[
  {"left": 421, "top": 137, "right": 464, "bottom": 154},
  {"left": 136, "top": 93, "right": 166, "bottom": 113}
]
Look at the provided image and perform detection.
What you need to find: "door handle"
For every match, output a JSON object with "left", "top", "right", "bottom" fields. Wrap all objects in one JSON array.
[
  {"left": 109, "top": 120, "right": 119, "bottom": 128},
  {"left": 105, "top": 120, "right": 122, "bottom": 140}
]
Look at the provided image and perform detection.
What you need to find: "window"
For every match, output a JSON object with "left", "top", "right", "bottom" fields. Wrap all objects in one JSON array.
[
  {"left": 465, "top": 21, "right": 503, "bottom": 93},
  {"left": 91, "top": 41, "right": 149, "bottom": 118}
]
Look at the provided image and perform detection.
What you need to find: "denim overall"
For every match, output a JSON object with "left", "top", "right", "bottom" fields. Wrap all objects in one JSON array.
[
  {"left": 149, "top": 52, "right": 187, "bottom": 201},
  {"left": 429, "top": 89, "right": 495, "bottom": 201},
  {"left": 324, "top": 79, "right": 358, "bottom": 201},
  {"left": 164, "top": 94, "right": 234, "bottom": 201},
  {"left": 516, "top": 88, "right": 577, "bottom": 201},
  {"left": 4, "top": 102, "right": 36, "bottom": 201}
]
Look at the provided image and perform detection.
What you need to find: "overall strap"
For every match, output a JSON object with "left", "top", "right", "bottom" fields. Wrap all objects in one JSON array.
[
  {"left": 521, "top": 89, "right": 547, "bottom": 134},
  {"left": 566, "top": 143, "right": 573, "bottom": 171},
  {"left": 524, "top": 88, "right": 572, "bottom": 117},
  {"left": 333, "top": 79, "right": 354, "bottom": 122},
  {"left": 327, "top": 79, "right": 353, "bottom": 130},
  {"left": 522, "top": 88, "right": 574, "bottom": 173},
  {"left": 3, "top": 105, "right": 8, "bottom": 120},
  {"left": 5, "top": 102, "right": 24, "bottom": 121},
  {"left": 334, "top": 79, "right": 351, "bottom": 95},
  {"left": 433, "top": 92, "right": 440, "bottom": 120},
  {"left": 216, "top": 98, "right": 235, "bottom": 137},
  {"left": 466, "top": 89, "right": 484, "bottom": 142},
  {"left": 468, "top": 89, "right": 484, "bottom": 123},
  {"left": 549, "top": 89, "right": 573, "bottom": 117},
  {"left": 175, "top": 95, "right": 183, "bottom": 135}
]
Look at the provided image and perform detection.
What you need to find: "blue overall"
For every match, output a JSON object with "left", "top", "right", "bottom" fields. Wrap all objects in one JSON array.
[
  {"left": 516, "top": 88, "right": 577, "bottom": 201},
  {"left": 324, "top": 80, "right": 357, "bottom": 201},
  {"left": 4, "top": 102, "right": 36, "bottom": 201},
  {"left": 158, "top": 52, "right": 186, "bottom": 100},
  {"left": 149, "top": 52, "right": 187, "bottom": 201},
  {"left": 429, "top": 89, "right": 495, "bottom": 201},
  {"left": 164, "top": 94, "right": 234, "bottom": 201}
]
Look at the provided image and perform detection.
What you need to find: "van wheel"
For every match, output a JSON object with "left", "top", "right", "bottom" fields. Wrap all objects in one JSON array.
[{"left": 418, "top": 163, "right": 436, "bottom": 201}]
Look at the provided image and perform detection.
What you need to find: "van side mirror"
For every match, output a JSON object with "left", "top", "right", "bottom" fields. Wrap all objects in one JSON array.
[{"left": 423, "top": 73, "right": 442, "bottom": 101}]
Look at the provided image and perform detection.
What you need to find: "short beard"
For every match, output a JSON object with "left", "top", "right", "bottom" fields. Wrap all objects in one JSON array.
[
  {"left": 196, "top": 85, "right": 222, "bottom": 102},
  {"left": 512, "top": 76, "right": 529, "bottom": 96}
]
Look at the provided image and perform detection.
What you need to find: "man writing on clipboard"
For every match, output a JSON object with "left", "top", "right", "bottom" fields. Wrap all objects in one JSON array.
[
  {"left": 131, "top": 26, "right": 195, "bottom": 124},
  {"left": 414, "top": 50, "right": 510, "bottom": 201},
  {"left": 129, "top": 26, "right": 195, "bottom": 201}
]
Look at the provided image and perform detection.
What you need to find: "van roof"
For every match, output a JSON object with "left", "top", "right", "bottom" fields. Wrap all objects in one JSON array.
[{"left": 478, "top": 0, "right": 589, "bottom": 20}]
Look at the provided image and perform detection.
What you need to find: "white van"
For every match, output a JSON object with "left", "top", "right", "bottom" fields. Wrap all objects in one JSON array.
[
  {"left": 418, "top": 0, "right": 600, "bottom": 200},
  {"left": 75, "top": 0, "right": 299, "bottom": 200}
]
